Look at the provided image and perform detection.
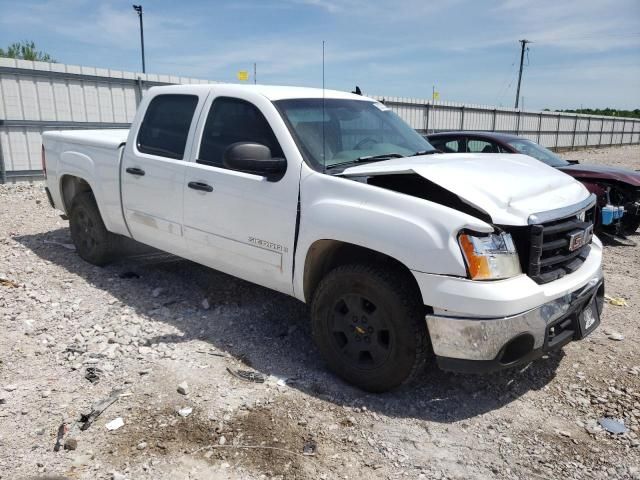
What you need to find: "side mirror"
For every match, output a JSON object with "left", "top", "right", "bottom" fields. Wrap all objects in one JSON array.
[{"left": 223, "top": 142, "right": 286, "bottom": 181}]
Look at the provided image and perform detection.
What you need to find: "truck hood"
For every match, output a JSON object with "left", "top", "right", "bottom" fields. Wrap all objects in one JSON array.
[
  {"left": 558, "top": 163, "right": 640, "bottom": 187},
  {"left": 341, "top": 153, "right": 589, "bottom": 225}
]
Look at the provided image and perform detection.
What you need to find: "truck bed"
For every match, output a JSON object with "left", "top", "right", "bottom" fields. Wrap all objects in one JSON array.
[
  {"left": 42, "top": 128, "right": 131, "bottom": 237},
  {"left": 43, "top": 129, "right": 129, "bottom": 149}
]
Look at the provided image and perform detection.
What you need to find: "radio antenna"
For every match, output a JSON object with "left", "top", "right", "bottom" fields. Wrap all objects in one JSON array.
[{"left": 322, "top": 40, "right": 326, "bottom": 173}]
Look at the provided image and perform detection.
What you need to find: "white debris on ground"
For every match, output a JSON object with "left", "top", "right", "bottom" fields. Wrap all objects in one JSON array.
[{"left": 0, "top": 145, "right": 639, "bottom": 479}]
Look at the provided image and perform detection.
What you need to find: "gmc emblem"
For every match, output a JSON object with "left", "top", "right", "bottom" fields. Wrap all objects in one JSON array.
[{"left": 568, "top": 226, "right": 594, "bottom": 251}]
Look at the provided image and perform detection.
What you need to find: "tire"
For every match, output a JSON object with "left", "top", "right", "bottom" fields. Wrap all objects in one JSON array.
[
  {"left": 69, "top": 191, "right": 115, "bottom": 266},
  {"left": 623, "top": 214, "right": 640, "bottom": 235},
  {"left": 311, "top": 263, "right": 429, "bottom": 392}
]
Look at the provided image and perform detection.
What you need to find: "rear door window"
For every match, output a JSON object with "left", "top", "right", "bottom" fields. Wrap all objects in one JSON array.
[
  {"left": 467, "top": 138, "right": 500, "bottom": 153},
  {"left": 137, "top": 94, "right": 199, "bottom": 160}
]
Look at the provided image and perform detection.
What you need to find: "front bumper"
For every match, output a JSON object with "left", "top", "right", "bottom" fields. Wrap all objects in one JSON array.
[{"left": 426, "top": 275, "right": 604, "bottom": 373}]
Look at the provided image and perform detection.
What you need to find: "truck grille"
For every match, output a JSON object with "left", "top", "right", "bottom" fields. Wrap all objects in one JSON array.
[{"left": 504, "top": 205, "right": 596, "bottom": 285}]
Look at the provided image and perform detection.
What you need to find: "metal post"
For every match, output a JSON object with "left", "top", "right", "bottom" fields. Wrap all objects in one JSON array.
[
  {"left": 611, "top": 119, "right": 615, "bottom": 146},
  {"left": 571, "top": 115, "right": 578, "bottom": 149},
  {"left": 537, "top": 113, "right": 542, "bottom": 143},
  {"left": 599, "top": 117, "right": 604, "bottom": 147},
  {"left": 621, "top": 119, "right": 626, "bottom": 145},
  {"left": 516, "top": 110, "right": 521, "bottom": 134},
  {"left": 585, "top": 116, "right": 591, "bottom": 147},
  {"left": 134, "top": 77, "right": 143, "bottom": 106},
  {"left": 460, "top": 106, "right": 465, "bottom": 130},
  {"left": 0, "top": 134, "right": 6, "bottom": 184},
  {"left": 492, "top": 109, "right": 497, "bottom": 131},
  {"left": 424, "top": 103, "right": 430, "bottom": 134},
  {"left": 133, "top": 5, "right": 146, "bottom": 73},
  {"left": 555, "top": 114, "right": 561, "bottom": 149}
]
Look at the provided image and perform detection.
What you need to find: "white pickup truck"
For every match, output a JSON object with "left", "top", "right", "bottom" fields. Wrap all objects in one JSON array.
[{"left": 42, "top": 84, "right": 604, "bottom": 392}]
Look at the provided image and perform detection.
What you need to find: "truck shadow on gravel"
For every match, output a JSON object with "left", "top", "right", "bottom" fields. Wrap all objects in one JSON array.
[{"left": 17, "top": 228, "right": 564, "bottom": 423}]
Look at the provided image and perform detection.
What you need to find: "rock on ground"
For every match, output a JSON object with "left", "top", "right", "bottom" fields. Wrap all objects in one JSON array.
[{"left": 0, "top": 145, "right": 639, "bottom": 479}]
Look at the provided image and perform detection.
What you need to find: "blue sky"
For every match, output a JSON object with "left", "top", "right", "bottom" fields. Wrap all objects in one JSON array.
[{"left": 1, "top": 0, "right": 638, "bottom": 110}]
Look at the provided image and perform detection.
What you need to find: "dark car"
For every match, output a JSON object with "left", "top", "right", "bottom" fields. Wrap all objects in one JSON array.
[{"left": 426, "top": 131, "right": 640, "bottom": 235}]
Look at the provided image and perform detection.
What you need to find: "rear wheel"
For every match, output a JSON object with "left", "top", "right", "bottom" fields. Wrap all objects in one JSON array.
[
  {"left": 311, "top": 263, "right": 429, "bottom": 392},
  {"left": 69, "top": 192, "right": 116, "bottom": 266}
]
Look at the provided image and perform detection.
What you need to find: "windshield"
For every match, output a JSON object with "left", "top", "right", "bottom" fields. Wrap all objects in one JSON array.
[
  {"left": 274, "top": 98, "right": 436, "bottom": 170},
  {"left": 506, "top": 138, "right": 569, "bottom": 167}
]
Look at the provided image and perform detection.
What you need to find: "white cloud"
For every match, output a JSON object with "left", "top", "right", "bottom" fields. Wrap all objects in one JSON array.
[
  {"left": 290, "top": 0, "right": 343, "bottom": 13},
  {"left": 0, "top": 0, "right": 199, "bottom": 51},
  {"left": 1, "top": 0, "right": 637, "bottom": 108}
]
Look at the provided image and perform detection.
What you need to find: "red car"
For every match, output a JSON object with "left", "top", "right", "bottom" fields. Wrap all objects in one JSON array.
[{"left": 426, "top": 131, "right": 640, "bottom": 235}]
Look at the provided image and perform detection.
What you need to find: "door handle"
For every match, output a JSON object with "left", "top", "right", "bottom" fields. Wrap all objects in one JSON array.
[
  {"left": 188, "top": 181, "right": 213, "bottom": 192},
  {"left": 126, "top": 167, "right": 145, "bottom": 176}
]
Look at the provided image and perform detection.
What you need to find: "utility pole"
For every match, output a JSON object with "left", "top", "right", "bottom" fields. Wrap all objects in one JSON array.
[
  {"left": 133, "top": 5, "right": 146, "bottom": 73},
  {"left": 514, "top": 39, "right": 530, "bottom": 109}
]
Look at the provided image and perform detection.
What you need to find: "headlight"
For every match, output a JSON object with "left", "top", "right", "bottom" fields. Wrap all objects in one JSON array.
[{"left": 458, "top": 232, "right": 522, "bottom": 280}]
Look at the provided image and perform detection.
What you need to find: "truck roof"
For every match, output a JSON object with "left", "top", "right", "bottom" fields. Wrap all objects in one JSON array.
[{"left": 148, "top": 83, "right": 371, "bottom": 102}]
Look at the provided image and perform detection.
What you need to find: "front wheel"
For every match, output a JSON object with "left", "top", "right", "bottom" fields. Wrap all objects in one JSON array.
[
  {"left": 311, "top": 263, "right": 429, "bottom": 392},
  {"left": 623, "top": 213, "right": 640, "bottom": 235}
]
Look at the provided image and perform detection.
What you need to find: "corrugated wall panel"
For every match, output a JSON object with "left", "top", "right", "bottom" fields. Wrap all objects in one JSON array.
[
  {"left": 7, "top": 129, "right": 30, "bottom": 170},
  {"left": 1, "top": 59, "right": 638, "bottom": 181},
  {"left": 84, "top": 84, "right": 100, "bottom": 122},
  {"left": 111, "top": 87, "right": 127, "bottom": 123},
  {"left": 0, "top": 129, "right": 10, "bottom": 171},
  {"left": 52, "top": 81, "right": 72, "bottom": 121},
  {"left": 36, "top": 79, "right": 56, "bottom": 121},
  {"left": 1, "top": 76, "right": 22, "bottom": 119},
  {"left": 25, "top": 128, "right": 42, "bottom": 170},
  {"left": 18, "top": 78, "right": 39, "bottom": 120},
  {"left": 124, "top": 88, "right": 138, "bottom": 121},
  {"left": 495, "top": 111, "right": 516, "bottom": 132},
  {"left": 69, "top": 80, "right": 86, "bottom": 122}
]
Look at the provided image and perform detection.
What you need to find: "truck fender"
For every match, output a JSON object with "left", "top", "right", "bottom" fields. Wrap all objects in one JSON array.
[
  {"left": 293, "top": 198, "right": 489, "bottom": 303},
  {"left": 57, "top": 151, "right": 120, "bottom": 234}
]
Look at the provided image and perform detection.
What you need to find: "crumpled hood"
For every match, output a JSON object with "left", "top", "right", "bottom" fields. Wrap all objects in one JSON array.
[
  {"left": 558, "top": 163, "right": 640, "bottom": 187},
  {"left": 341, "top": 153, "right": 589, "bottom": 225}
]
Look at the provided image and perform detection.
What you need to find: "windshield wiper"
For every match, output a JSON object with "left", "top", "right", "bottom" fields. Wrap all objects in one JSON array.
[
  {"left": 356, "top": 153, "right": 406, "bottom": 161},
  {"left": 413, "top": 149, "right": 440, "bottom": 156},
  {"left": 325, "top": 153, "right": 406, "bottom": 170}
]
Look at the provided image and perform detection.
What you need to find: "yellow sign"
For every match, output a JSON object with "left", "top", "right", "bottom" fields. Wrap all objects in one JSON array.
[
  {"left": 433, "top": 91, "right": 440, "bottom": 101},
  {"left": 237, "top": 70, "right": 249, "bottom": 81}
]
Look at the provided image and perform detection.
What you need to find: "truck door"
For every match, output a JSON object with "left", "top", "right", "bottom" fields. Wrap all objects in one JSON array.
[
  {"left": 182, "top": 91, "right": 301, "bottom": 295},
  {"left": 121, "top": 91, "right": 207, "bottom": 255}
]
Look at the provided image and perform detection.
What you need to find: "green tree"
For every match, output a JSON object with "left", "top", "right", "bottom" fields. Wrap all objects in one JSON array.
[
  {"left": 0, "top": 41, "right": 56, "bottom": 62},
  {"left": 552, "top": 107, "right": 640, "bottom": 119}
]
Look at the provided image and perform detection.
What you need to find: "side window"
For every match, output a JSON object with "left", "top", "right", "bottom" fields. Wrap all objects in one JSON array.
[
  {"left": 198, "top": 97, "right": 284, "bottom": 167},
  {"left": 467, "top": 139, "right": 499, "bottom": 153},
  {"left": 137, "top": 94, "right": 198, "bottom": 159},
  {"left": 432, "top": 138, "right": 463, "bottom": 153}
]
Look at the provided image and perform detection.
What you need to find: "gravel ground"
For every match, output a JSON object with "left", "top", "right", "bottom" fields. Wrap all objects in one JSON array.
[{"left": 1, "top": 145, "right": 639, "bottom": 480}]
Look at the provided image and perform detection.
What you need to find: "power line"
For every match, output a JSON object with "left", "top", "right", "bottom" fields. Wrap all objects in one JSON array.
[
  {"left": 496, "top": 66, "right": 520, "bottom": 106},
  {"left": 495, "top": 49, "right": 522, "bottom": 105}
]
